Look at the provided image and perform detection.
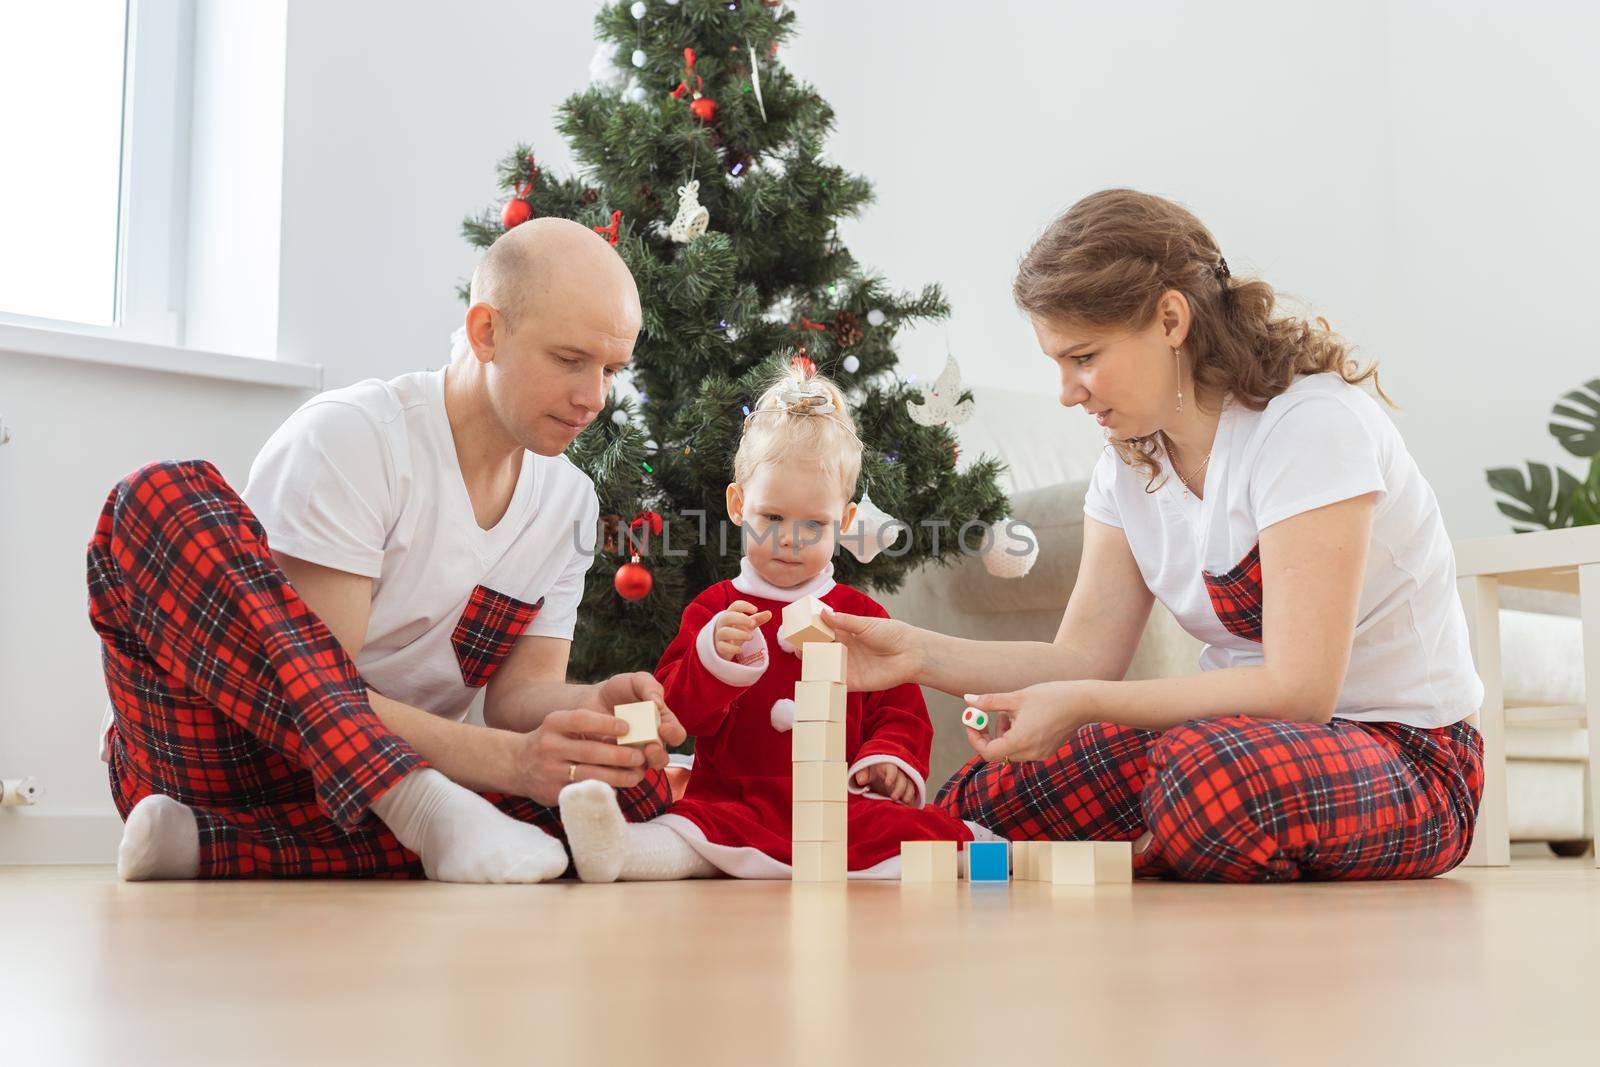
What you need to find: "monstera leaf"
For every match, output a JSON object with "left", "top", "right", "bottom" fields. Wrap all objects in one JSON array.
[
  {"left": 1549, "top": 378, "right": 1600, "bottom": 458},
  {"left": 1572, "top": 454, "right": 1600, "bottom": 526},
  {"left": 1486, "top": 462, "right": 1581, "bottom": 531}
]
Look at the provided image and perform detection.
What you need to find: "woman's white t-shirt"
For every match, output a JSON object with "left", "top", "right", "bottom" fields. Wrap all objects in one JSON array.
[
  {"left": 1082, "top": 372, "right": 1482, "bottom": 729},
  {"left": 241, "top": 367, "right": 600, "bottom": 722}
]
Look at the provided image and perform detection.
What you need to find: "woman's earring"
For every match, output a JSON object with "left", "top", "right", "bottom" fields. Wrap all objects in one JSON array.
[{"left": 1173, "top": 347, "right": 1183, "bottom": 414}]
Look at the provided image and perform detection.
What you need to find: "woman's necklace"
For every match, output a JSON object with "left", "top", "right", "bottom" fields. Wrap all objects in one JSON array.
[{"left": 1164, "top": 432, "right": 1212, "bottom": 500}]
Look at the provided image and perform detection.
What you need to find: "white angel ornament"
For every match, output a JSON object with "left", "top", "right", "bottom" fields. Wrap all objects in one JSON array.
[{"left": 906, "top": 354, "right": 975, "bottom": 428}]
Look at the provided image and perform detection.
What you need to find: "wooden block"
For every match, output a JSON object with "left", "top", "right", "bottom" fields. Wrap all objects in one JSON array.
[
  {"left": 613, "top": 701, "right": 659, "bottom": 748},
  {"left": 961, "top": 706, "right": 990, "bottom": 731},
  {"left": 792, "top": 802, "right": 848, "bottom": 842},
  {"left": 779, "top": 595, "right": 835, "bottom": 647},
  {"left": 792, "top": 720, "right": 844, "bottom": 762},
  {"left": 1044, "top": 841, "right": 1133, "bottom": 885},
  {"left": 801, "top": 642, "right": 848, "bottom": 683},
  {"left": 792, "top": 840, "right": 847, "bottom": 882},
  {"left": 793, "top": 761, "right": 848, "bottom": 803},
  {"left": 900, "top": 841, "right": 958, "bottom": 882},
  {"left": 794, "top": 680, "right": 846, "bottom": 724},
  {"left": 1013, "top": 841, "right": 1036, "bottom": 881},
  {"left": 966, "top": 840, "right": 1009, "bottom": 883}
]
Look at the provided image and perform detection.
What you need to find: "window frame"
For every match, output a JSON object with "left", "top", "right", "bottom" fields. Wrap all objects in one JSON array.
[{"left": 0, "top": 0, "right": 196, "bottom": 347}]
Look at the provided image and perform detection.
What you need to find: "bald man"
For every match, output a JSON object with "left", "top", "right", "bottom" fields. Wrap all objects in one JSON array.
[{"left": 88, "top": 218, "right": 686, "bottom": 882}]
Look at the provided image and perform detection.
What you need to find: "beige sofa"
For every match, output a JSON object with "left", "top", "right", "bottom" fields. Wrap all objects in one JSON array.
[{"left": 881, "top": 385, "right": 1592, "bottom": 852}]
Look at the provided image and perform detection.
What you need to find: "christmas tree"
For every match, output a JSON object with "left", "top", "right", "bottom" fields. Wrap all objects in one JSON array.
[{"left": 461, "top": 0, "right": 1012, "bottom": 681}]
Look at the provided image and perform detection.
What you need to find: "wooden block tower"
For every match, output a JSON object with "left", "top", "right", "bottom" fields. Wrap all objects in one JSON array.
[{"left": 786, "top": 598, "right": 847, "bottom": 882}]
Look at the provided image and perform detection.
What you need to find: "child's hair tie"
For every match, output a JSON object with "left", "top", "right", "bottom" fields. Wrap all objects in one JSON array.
[
  {"left": 774, "top": 379, "right": 835, "bottom": 415},
  {"left": 741, "top": 379, "right": 862, "bottom": 444}
]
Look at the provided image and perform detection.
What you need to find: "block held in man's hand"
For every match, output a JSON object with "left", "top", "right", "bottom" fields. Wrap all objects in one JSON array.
[{"left": 613, "top": 701, "right": 660, "bottom": 748}]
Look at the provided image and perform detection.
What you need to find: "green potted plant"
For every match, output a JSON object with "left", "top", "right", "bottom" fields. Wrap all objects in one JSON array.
[{"left": 1487, "top": 379, "right": 1600, "bottom": 531}]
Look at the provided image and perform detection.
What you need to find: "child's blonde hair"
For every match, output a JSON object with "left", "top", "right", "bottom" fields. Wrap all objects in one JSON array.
[{"left": 734, "top": 362, "right": 862, "bottom": 500}]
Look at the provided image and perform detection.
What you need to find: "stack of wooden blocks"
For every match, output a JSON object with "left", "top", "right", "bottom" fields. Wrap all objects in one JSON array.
[
  {"left": 901, "top": 839, "right": 1132, "bottom": 885},
  {"left": 783, "top": 595, "right": 848, "bottom": 883}
]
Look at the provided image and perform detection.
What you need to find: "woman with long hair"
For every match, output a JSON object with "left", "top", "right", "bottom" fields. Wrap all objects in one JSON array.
[{"left": 828, "top": 189, "right": 1485, "bottom": 882}]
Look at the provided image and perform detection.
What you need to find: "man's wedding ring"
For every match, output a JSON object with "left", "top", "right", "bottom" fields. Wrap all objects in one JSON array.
[{"left": 568, "top": 763, "right": 578, "bottom": 783}]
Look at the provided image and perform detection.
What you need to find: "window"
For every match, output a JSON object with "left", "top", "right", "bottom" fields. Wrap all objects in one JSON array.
[{"left": 0, "top": 0, "right": 192, "bottom": 343}]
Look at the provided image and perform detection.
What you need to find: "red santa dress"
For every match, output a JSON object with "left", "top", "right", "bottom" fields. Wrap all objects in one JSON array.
[{"left": 651, "top": 558, "right": 975, "bottom": 878}]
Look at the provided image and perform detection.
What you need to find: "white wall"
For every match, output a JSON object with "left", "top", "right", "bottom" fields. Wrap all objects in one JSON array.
[
  {"left": 788, "top": 0, "right": 1599, "bottom": 541},
  {"left": 1383, "top": 1, "right": 1600, "bottom": 542},
  {"left": 0, "top": 351, "right": 313, "bottom": 862},
  {"left": 4, "top": 0, "right": 1597, "bottom": 862},
  {"left": 273, "top": 1, "right": 598, "bottom": 384}
]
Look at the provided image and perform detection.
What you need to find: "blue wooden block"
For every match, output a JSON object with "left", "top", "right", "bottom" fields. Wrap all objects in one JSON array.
[{"left": 966, "top": 840, "right": 1009, "bottom": 883}]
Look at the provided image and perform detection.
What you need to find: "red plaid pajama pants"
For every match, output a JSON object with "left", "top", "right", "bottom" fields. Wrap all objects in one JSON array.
[
  {"left": 935, "top": 714, "right": 1484, "bottom": 882},
  {"left": 87, "top": 460, "right": 671, "bottom": 878}
]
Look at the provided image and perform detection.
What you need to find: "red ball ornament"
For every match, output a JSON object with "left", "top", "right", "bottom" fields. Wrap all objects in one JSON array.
[
  {"left": 689, "top": 96, "right": 719, "bottom": 123},
  {"left": 790, "top": 355, "right": 816, "bottom": 376},
  {"left": 501, "top": 198, "right": 532, "bottom": 229},
  {"left": 614, "top": 558, "right": 654, "bottom": 601}
]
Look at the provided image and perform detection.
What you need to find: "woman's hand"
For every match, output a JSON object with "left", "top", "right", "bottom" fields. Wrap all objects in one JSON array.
[
  {"left": 822, "top": 609, "right": 922, "bottom": 692},
  {"left": 714, "top": 600, "right": 772, "bottom": 663},
  {"left": 962, "top": 680, "right": 1099, "bottom": 762}
]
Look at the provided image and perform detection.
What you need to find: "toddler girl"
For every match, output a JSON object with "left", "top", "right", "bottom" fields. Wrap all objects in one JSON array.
[{"left": 559, "top": 365, "right": 983, "bottom": 879}]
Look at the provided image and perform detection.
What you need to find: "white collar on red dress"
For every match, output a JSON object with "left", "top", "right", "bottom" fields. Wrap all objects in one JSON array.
[{"left": 730, "top": 557, "right": 837, "bottom": 603}]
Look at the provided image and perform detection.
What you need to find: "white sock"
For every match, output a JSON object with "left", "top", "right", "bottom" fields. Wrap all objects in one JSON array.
[
  {"left": 559, "top": 780, "right": 717, "bottom": 883},
  {"left": 118, "top": 795, "right": 201, "bottom": 881},
  {"left": 370, "top": 768, "right": 568, "bottom": 884}
]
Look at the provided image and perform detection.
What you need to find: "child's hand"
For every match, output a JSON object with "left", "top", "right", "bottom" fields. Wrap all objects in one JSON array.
[
  {"left": 854, "top": 762, "right": 919, "bottom": 806},
  {"left": 714, "top": 600, "right": 772, "bottom": 662}
]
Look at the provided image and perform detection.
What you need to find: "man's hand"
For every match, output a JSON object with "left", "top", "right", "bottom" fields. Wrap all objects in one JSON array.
[
  {"left": 714, "top": 601, "right": 771, "bottom": 663},
  {"left": 853, "top": 762, "right": 919, "bottom": 806},
  {"left": 587, "top": 670, "right": 687, "bottom": 768},
  {"left": 509, "top": 708, "right": 651, "bottom": 806}
]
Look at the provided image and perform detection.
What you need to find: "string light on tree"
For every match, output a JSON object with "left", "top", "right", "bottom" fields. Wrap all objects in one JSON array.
[{"left": 630, "top": 1, "right": 646, "bottom": 16}]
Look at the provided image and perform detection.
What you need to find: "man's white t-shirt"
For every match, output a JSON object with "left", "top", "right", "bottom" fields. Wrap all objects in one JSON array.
[
  {"left": 241, "top": 367, "right": 600, "bottom": 722},
  {"left": 1082, "top": 372, "right": 1482, "bottom": 729},
  {"left": 96, "top": 366, "right": 598, "bottom": 760}
]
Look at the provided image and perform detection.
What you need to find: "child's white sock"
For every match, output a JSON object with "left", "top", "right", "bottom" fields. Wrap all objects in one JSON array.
[
  {"left": 118, "top": 795, "right": 201, "bottom": 881},
  {"left": 559, "top": 780, "right": 717, "bottom": 883},
  {"left": 371, "top": 768, "right": 568, "bottom": 884}
]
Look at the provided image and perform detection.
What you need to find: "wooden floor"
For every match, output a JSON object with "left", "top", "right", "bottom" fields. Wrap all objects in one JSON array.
[{"left": 2, "top": 855, "right": 1597, "bottom": 1066}]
